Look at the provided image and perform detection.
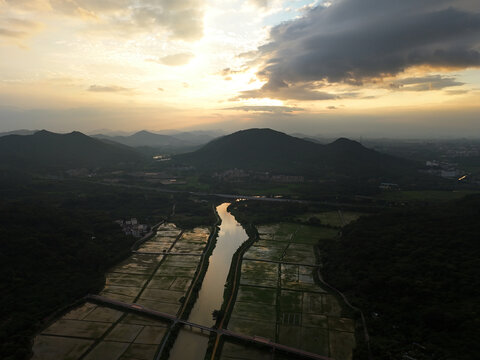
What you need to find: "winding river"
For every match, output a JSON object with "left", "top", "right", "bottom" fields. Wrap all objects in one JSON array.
[{"left": 167, "top": 203, "right": 248, "bottom": 360}]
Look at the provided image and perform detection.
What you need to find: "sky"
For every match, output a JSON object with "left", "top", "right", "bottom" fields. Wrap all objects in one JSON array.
[{"left": 0, "top": 0, "right": 479, "bottom": 137}]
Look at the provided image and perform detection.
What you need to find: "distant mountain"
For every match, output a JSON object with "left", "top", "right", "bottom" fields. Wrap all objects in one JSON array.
[
  {"left": 93, "top": 130, "right": 189, "bottom": 148},
  {"left": 176, "top": 128, "right": 417, "bottom": 179},
  {"left": 0, "top": 130, "right": 143, "bottom": 170},
  {"left": 93, "top": 130, "right": 220, "bottom": 149},
  {"left": 0, "top": 129, "right": 38, "bottom": 137},
  {"left": 162, "top": 130, "right": 221, "bottom": 146}
]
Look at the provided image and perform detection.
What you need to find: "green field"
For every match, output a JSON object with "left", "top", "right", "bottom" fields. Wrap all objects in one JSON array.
[{"left": 222, "top": 222, "right": 355, "bottom": 360}]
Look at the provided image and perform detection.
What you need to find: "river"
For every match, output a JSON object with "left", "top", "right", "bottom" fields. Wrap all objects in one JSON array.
[{"left": 167, "top": 203, "right": 248, "bottom": 360}]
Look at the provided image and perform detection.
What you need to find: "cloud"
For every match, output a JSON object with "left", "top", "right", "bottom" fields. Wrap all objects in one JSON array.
[
  {"left": 445, "top": 89, "right": 470, "bottom": 95},
  {"left": 157, "top": 52, "right": 194, "bottom": 66},
  {"left": 234, "top": 81, "right": 358, "bottom": 101},
  {"left": 220, "top": 68, "right": 242, "bottom": 76},
  {"left": 47, "top": 0, "right": 205, "bottom": 41},
  {"left": 87, "top": 85, "right": 133, "bottom": 93},
  {"left": 0, "top": 28, "right": 27, "bottom": 38},
  {"left": 248, "top": 0, "right": 269, "bottom": 8},
  {"left": 389, "top": 75, "right": 464, "bottom": 91},
  {"left": 223, "top": 105, "right": 303, "bottom": 113},
  {"left": 249, "top": 0, "right": 480, "bottom": 98},
  {"left": 0, "top": 17, "right": 42, "bottom": 39}
]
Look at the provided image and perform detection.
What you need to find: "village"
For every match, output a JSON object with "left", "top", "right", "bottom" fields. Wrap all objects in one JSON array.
[{"left": 115, "top": 218, "right": 150, "bottom": 238}]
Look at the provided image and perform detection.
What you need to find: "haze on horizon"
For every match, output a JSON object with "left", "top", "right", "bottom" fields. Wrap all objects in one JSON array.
[{"left": 1, "top": 0, "right": 479, "bottom": 138}]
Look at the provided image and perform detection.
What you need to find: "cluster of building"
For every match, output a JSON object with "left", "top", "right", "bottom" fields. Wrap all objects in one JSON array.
[
  {"left": 424, "top": 160, "right": 462, "bottom": 179},
  {"left": 212, "top": 168, "right": 304, "bottom": 183},
  {"left": 115, "top": 218, "right": 150, "bottom": 238},
  {"left": 443, "top": 144, "right": 480, "bottom": 158}
]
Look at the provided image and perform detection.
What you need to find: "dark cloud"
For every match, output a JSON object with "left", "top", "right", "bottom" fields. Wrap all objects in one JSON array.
[
  {"left": 251, "top": 0, "right": 480, "bottom": 98},
  {"left": 389, "top": 75, "right": 464, "bottom": 91},
  {"left": 224, "top": 105, "right": 303, "bottom": 113},
  {"left": 88, "top": 85, "right": 133, "bottom": 93},
  {"left": 235, "top": 82, "right": 357, "bottom": 101},
  {"left": 157, "top": 52, "right": 194, "bottom": 66}
]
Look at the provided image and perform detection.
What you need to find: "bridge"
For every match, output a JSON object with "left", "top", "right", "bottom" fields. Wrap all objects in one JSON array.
[
  {"left": 86, "top": 295, "right": 333, "bottom": 360},
  {"left": 132, "top": 251, "right": 202, "bottom": 256}
]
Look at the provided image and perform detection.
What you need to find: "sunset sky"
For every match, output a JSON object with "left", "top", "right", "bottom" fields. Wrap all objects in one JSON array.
[{"left": 1, "top": 0, "right": 479, "bottom": 137}]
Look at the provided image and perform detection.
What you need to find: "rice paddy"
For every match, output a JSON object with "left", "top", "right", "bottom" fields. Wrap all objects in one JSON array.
[
  {"left": 31, "top": 224, "right": 211, "bottom": 360},
  {"left": 221, "top": 223, "right": 356, "bottom": 360}
]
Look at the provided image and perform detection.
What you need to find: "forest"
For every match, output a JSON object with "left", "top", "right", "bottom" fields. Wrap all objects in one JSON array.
[
  {"left": 321, "top": 195, "right": 480, "bottom": 360},
  {"left": 0, "top": 173, "right": 213, "bottom": 360}
]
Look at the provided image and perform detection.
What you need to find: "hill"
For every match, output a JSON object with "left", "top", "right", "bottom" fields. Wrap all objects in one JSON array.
[
  {"left": 93, "top": 130, "right": 189, "bottom": 148},
  {"left": 0, "top": 130, "right": 143, "bottom": 170},
  {"left": 321, "top": 195, "right": 480, "bottom": 359},
  {"left": 176, "top": 128, "right": 416, "bottom": 179}
]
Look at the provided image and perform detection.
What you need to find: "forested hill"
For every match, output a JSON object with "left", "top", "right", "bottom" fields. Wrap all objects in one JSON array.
[
  {"left": 321, "top": 195, "right": 480, "bottom": 360},
  {"left": 0, "top": 130, "right": 143, "bottom": 170},
  {"left": 175, "top": 128, "right": 416, "bottom": 179}
]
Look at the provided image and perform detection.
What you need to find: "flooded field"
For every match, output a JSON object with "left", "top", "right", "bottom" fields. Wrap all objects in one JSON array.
[
  {"left": 31, "top": 210, "right": 355, "bottom": 360},
  {"left": 220, "top": 223, "right": 356, "bottom": 360},
  {"left": 32, "top": 223, "right": 210, "bottom": 360}
]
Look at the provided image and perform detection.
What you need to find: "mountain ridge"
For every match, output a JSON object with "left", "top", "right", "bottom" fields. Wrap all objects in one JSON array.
[
  {"left": 0, "top": 130, "right": 143, "bottom": 170},
  {"left": 176, "top": 128, "right": 417, "bottom": 179}
]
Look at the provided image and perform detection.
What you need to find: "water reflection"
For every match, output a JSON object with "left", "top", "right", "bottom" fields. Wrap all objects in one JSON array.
[{"left": 168, "top": 203, "right": 248, "bottom": 360}]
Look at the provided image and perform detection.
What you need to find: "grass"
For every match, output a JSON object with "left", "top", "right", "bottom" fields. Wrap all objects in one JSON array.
[
  {"left": 220, "top": 341, "right": 272, "bottom": 360},
  {"left": 83, "top": 341, "right": 129, "bottom": 360},
  {"left": 42, "top": 319, "right": 112, "bottom": 338},
  {"left": 301, "top": 327, "right": 330, "bottom": 355},
  {"left": 329, "top": 331, "right": 356, "bottom": 360},
  {"left": 106, "top": 273, "right": 149, "bottom": 288},
  {"left": 105, "top": 324, "right": 143, "bottom": 342},
  {"left": 134, "top": 326, "right": 167, "bottom": 344},
  {"left": 122, "top": 343, "right": 158, "bottom": 359},
  {"left": 138, "top": 289, "right": 184, "bottom": 304},
  {"left": 231, "top": 302, "right": 277, "bottom": 322},
  {"left": 63, "top": 303, "right": 98, "bottom": 320},
  {"left": 32, "top": 336, "right": 94, "bottom": 360},
  {"left": 279, "top": 290, "right": 303, "bottom": 313},
  {"left": 235, "top": 285, "right": 277, "bottom": 306},
  {"left": 227, "top": 317, "right": 276, "bottom": 339},
  {"left": 294, "top": 225, "right": 339, "bottom": 244}
]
